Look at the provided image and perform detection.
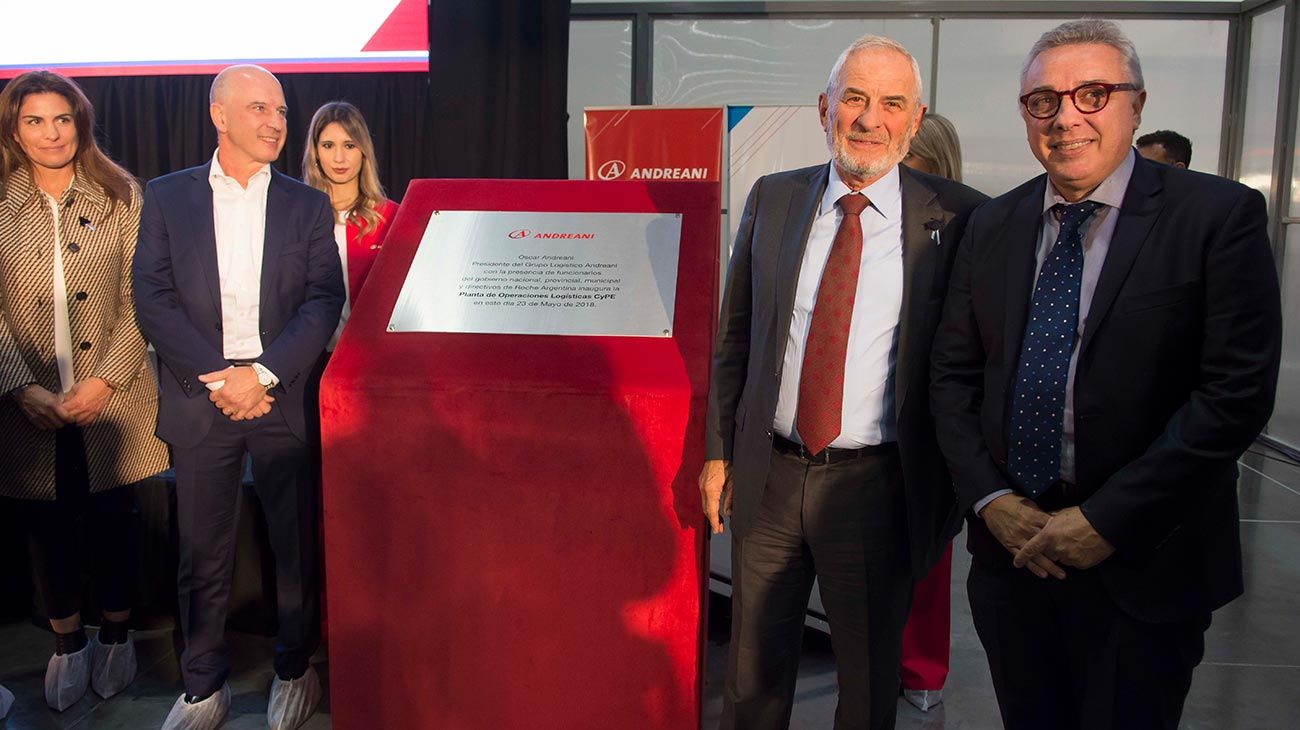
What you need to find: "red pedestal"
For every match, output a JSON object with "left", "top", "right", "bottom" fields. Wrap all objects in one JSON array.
[{"left": 320, "top": 179, "right": 718, "bottom": 729}]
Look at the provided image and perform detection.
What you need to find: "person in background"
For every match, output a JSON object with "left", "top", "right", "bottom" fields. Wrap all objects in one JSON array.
[
  {"left": 902, "top": 113, "right": 963, "bottom": 182},
  {"left": 896, "top": 111, "right": 967, "bottom": 714},
  {"left": 1136, "top": 129, "right": 1192, "bottom": 169},
  {"left": 298, "top": 101, "right": 398, "bottom": 639},
  {"left": 133, "top": 64, "right": 343, "bottom": 730},
  {"left": 931, "top": 20, "right": 1280, "bottom": 729},
  {"left": 301, "top": 101, "right": 398, "bottom": 350},
  {"left": 0, "top": 70, "right": 168, "bottom": 711}
]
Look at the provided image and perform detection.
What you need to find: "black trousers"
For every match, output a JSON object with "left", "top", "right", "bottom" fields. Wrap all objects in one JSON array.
[
  {"left": 721, "top": 445, "right": 912, "bottom": 730},
  {"left": 6, "top": 425, "right": 137, "bottom": 621},
  {"left": 967, "top": 553, "right": 1209, "bottom": 730},
  {"left": 171, "top": 408, "right": 320, "bottom": 698}
]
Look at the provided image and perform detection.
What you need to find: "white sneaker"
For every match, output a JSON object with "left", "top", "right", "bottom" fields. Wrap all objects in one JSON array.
[
  {"left": 45, "top": 640, "right": 93, "bottom": 711},
  {"left": 0, "top": 683, "right": 15, "bottom": 718},
  {"left": 268, "top": 665, "right": 322, "bottom": 730},
  {"left": 91, "top": 634, "right": 138, "bottom": 699},
  {"left": 161, "top": 683, "right": 231, "bottom": 730},
  {"left": 903, "top": 688, "right": 943, "bottom": 712}
]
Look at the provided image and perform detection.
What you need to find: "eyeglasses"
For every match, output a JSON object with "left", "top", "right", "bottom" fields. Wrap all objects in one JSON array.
[{"left": 1019, "top": 82, "right": 1141, "bottom": 120}]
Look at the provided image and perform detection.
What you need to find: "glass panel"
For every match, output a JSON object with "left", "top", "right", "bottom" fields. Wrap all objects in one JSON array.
[
  {"left": 935, "top": 18, "right": 1067, "bottom": 197},
  {"left": 1122, "top": 19, "right": 1228, "bottom": 175},
  {"left": 1268, "top": 225, "right": 1300, "bottom": 449},
  {"left": 653, "top": 19, "right": 933, "bottom": 107},
  {"left": 568, "top": 20, "right": 633, "bottom": 179},
  {"left": 1292, "top": 77, "right": 1300, "bottom": 217},
  {"left": 1239, "top": 5, "right": 1285, "bottom": 203},
  {"left": 936, "top": 18, "right": 1229, "bottom": 198}
]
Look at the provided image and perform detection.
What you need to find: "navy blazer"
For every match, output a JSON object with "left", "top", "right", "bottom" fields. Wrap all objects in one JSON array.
[
  {"left": 133, "top": 162, "right": 344, "bottom": 448},
  {"left": 931, "top": 155, "right": 1282, "bottom": 622}
]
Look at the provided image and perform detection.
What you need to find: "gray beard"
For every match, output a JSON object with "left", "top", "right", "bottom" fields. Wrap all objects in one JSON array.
[{"left": 826, "top": 125, "right": 912, "bottom": 182}]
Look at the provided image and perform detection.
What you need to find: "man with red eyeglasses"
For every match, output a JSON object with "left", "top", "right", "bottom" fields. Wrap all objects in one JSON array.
[{"left": 930, "top": 19, "right": 1281, "bottom": 730}]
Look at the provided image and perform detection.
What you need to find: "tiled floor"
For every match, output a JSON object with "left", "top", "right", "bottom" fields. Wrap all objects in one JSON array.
[{"left": 2, "top": 446, "right": 1298, "bottom": 728}]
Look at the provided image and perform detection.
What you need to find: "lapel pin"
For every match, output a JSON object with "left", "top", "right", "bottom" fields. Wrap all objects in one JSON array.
[
  {"left": 78, "top": 216, "right": 95, "bottom": 231},
  {"left": 925, "top": 219, "right": 942, "bottom": 246}
]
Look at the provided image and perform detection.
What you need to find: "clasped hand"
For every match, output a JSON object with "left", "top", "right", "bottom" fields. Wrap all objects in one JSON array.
[
  {"left": 14, "top": 377, "right": 112, "bottom": 429},
  {"left": 981, "top": 494, "right": 1115, "bottom": 580},
  {"left": 198, "top": 366, "right": 274, "bottom": 421}
]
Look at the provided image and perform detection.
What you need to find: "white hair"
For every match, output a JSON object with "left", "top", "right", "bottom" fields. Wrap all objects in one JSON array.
[{"left": 825, "top": 35, "right": 924, "bottom": 103}]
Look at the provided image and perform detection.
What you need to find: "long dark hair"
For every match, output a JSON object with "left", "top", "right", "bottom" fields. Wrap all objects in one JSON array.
[{"left": 0, "top": 71, "right": 135, "bottom": 209}]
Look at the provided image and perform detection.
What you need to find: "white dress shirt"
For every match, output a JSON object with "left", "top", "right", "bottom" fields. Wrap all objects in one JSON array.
[
  {"left": 327, "top": 212, "right": 350, "bottom": 351},
  {"left": 772, "top": 163, "right": 904, "bottom": 448},
  {"left": 209, "top": 152, "right": 271, "bottom": 360},
  {"left": 45, "top": 193, "right": 75, "bottom": 393}
]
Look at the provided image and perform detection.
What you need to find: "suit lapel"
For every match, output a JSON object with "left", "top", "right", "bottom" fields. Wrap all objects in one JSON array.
[
  {"left": 260, "top": 172, "right": 290, "bottom": 317},
  {"left": 895, "top": 166, "right": 946, "bottom": 413},
  {"left": 1001, "top": 177, "right": 1048, "bottom": 377},
  {"left": 186, "top": 164, "right": 222, "bottom": 316},
  {"left": 774, "top": 165, "right": 828, "bottom": 347},
  {"left": 1079, "top": 159, "right": 1163, "bottom": 357}
]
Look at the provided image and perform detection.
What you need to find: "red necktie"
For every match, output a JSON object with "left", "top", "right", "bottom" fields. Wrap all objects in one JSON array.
[{"left": 796, "top": 192, "right": 870, "bottom": 456}]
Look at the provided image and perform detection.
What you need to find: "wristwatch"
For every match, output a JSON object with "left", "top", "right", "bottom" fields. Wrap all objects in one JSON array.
[{"left": 250, "top": 363, "right": 278, "bottom": 390}]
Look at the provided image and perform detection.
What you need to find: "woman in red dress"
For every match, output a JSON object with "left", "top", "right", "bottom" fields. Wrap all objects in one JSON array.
[
  {"left": 301, "top": 101, "right": 398, "bottom": 349},
  {"left": 898, "top": 112, "right": 968, "bottom": 713}
]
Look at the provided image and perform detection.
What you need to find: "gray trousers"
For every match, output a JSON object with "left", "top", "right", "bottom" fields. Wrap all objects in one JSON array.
[{"left": 721, "top": 445, "right": 913, "bottom": 730}]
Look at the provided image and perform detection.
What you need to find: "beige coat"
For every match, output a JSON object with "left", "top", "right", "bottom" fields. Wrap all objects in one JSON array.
[{"left": 0, "top": 165, "right": 168, "bottom": 500}]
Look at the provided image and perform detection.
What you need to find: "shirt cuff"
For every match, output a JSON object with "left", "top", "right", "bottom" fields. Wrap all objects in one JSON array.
[
  {"left": 974, "top": 489, "right": 1015, "bottom": 516},
  {"left": 252, "top": 362, "right": 280, "bottom": 388}
]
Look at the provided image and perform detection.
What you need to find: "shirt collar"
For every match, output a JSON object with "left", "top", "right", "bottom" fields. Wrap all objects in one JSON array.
[
  {"left": 2, "top": 160, "right": 107, "bottom": 213},
  {"left": 1042, "top": 147, "right": 1135, "bottom": 214},
  {"left": 209, "top": 150, "right": 271, "bottom": 188},
  {"left": 66, "top": 166, "right": 109, "bottom": 208},
  {"left": 820, "top": 162, "right": 902, "bottom": 220}
]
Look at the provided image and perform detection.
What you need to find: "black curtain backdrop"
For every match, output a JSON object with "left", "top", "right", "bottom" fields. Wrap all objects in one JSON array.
[
  {"left": 429, "top": 0, "right": 571, "bottom": 179},
  {"left": 0, "top": 0, "right": 571, "bottom": 197}
]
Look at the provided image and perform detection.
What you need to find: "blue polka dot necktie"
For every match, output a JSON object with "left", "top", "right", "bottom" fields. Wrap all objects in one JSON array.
[{"left": 1008, "top": 200, "right": 1103, "bottom": 498}]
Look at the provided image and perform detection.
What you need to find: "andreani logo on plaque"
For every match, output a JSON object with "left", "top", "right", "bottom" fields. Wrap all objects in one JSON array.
[{"left": 387, "top": 210, "right": 683, "bottom": 337}]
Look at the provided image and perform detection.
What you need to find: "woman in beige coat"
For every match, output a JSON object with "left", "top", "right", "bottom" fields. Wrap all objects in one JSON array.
[{"left": 0, "top": 71, "right": 168, "bottom": 712}]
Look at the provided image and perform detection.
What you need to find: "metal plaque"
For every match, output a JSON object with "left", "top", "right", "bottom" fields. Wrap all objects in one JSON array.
[{"left": 388, "top": 211, "right": 682, "bottom": 337}]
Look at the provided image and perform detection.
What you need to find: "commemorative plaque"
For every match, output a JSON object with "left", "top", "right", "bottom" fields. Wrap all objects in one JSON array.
[{"left": 388, "top": 210, "right": 682, "bottom": 337}]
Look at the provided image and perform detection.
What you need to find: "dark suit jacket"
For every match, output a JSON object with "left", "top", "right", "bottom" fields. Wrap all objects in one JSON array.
[
  {"left": 931, "top": 155, "right": 1282, "bottom": 622},
  {"left": 133, "top": 162, "right": 344, "bottom": 448},
  {"left": 705, "top": 163, "right": 988, "bottom": 579}
]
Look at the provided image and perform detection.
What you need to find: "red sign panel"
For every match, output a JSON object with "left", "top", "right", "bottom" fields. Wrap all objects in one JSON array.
[{"left": 584, "top": 107, "right": 725, "bottom": 182}]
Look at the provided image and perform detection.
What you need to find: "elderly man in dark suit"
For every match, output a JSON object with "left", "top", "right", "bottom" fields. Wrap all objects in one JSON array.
[
  {"left": 134, "top": 65, "right": 343, "bottom": 730},
  {"left": 930, "top": 19, "right": 1281, "bottom": 730},
  {"left": 700, "top": 35, "right": 986, "bottom": 730}
]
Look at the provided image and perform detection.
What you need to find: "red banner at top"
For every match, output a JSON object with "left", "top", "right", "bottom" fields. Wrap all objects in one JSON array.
[{"left": 584, "top": 107, "right": 725, "bottom": 182}]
